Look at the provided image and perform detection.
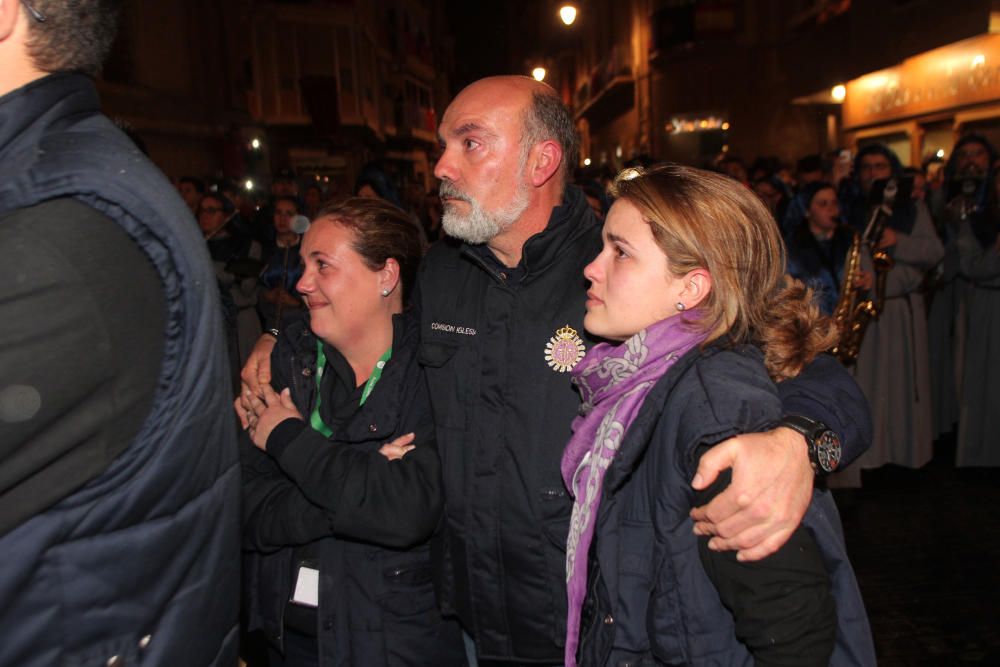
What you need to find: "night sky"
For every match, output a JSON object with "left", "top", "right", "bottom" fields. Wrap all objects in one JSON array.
[{"left": 444, "top": 0, "right": 516, "bottom": 91}]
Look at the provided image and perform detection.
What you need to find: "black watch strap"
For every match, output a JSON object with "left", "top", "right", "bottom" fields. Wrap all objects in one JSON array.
[{"left": 779, "top": 415, "right": 842, "bottom": 475}]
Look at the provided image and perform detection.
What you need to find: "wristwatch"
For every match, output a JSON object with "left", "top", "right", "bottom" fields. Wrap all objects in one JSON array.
[{"left": 779, "top": 415, "right": 842, "bottom": 475}]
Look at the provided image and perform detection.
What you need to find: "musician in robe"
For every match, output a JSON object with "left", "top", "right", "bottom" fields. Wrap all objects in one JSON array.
[
  {"left": 927, "top": 135, "right": 997, "bottom": 441},
  {"left": 835, "top": 144, "right": 943, "bottom": 485},
  {"left": 954, "top": 152, "right": 1000, "bottom": 467}
]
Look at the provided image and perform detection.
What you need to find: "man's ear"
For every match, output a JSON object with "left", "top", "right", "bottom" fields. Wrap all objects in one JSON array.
[
  {"left": 527, "top": 140, "right": 563, "bottom": 188},
  {"left": 0, "top": 0, "right": 23, "bottom": 41}
]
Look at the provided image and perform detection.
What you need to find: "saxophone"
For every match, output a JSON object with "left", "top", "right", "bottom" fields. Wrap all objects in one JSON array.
[{"left": 830, "top": 179, "right": 898, "bottom": 365}]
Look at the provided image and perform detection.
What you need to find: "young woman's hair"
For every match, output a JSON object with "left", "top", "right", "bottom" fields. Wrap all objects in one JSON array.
[
  {"left": 313, "top": 197, "right": 424, "bottom": 302},
  {"left": 611, "top": 164, "right": 837, "bottom": 381}
]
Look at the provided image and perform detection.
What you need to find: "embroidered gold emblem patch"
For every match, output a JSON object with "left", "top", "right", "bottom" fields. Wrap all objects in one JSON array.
[{"left": 545, "top": 324, "right": 586, "bottom": 373}]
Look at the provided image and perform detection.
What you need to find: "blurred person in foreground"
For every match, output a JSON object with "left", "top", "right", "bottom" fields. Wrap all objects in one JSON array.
[
  {"left": 239, "top": 198, "right": 464, "bottom": 665},
  {"left": 0, "top": 1, "right": 239, "bottom": 665},
  {"left": 564, "top": 164, "right": 874, "bottom": 666},
  {"left": 241, "top": 75, "right": 872, "bottom": 665}
]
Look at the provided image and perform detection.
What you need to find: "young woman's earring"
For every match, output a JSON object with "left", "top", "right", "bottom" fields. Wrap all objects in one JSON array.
[
  {"left": 381, "top": 288, "right": 390, "bottom": 297},
  {"left": 676, "top": 302, "right": 686, "bottom": 312}
]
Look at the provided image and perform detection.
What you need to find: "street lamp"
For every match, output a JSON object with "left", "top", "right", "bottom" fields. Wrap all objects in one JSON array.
[
  {"left": 559, "top": 4, "right": 577, "bottom": 26},
  {"left": 532, "top": 67, "right": 547, "bottom": 82}
]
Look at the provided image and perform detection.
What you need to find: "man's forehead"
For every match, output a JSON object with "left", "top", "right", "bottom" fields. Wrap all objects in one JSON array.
[
  {"left": 959, "top": 143, "right": 987, "bottom": 155},
  {"left": 441, "top": 82, "right": 529, "bottom": 129}
]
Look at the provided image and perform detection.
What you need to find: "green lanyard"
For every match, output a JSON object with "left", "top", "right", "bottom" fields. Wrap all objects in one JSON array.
[{"left": 309, "top": 340, "right": 392, "bottom": 437}]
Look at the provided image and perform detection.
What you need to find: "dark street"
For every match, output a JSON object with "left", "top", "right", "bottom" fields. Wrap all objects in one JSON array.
[{"left": 838, "top": 438, "right": 1000, "bottom": 665}]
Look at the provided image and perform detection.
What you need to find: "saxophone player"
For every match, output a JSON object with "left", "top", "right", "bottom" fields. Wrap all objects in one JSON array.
[{"left": 836, "top": 144, "right": 943, "bottom": 485}]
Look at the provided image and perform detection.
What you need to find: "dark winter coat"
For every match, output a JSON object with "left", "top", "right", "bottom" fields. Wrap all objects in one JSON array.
[
  {"left": 242, "top": 313, "right": 464, "bottom": 666},
  {"left": 577, "top": 345, "right": 876, "bottom": 666}
]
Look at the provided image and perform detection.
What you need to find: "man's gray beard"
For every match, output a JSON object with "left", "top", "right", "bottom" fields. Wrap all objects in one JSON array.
[{"left": 440, "top": 181, "right": 530, "bottom": 245}]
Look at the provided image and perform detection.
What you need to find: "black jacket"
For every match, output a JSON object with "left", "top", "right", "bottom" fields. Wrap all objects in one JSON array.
[
  {"left": 242, "top": 313, "right": 464, "bottom": 666},
  {"left": 578, "top": 345, "right": 875, "bottom": 666},
  {"left": 416, "top": 185, "right": 873, "bottom": 663},
  {"left": 0, "top": 73, "right": 240, "bottom": 666}
]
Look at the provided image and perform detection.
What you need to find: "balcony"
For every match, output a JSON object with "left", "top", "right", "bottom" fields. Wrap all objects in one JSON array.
[{"left": 574, "top": 46, "right": 635, "bottom": 128}]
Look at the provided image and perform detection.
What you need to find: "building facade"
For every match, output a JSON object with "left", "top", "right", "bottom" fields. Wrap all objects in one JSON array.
[{"left": 538, "top": 0, "right": 1000, "bottom": 172}]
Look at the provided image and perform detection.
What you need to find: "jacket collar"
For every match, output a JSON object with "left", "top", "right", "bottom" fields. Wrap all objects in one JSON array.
[
  {"left": 0, "top": 73, "right": 97, "bottom": 162},
  {"left": 462, "top": 184, "right": 600, "bottom": 283},
  {"left": 601, "top": 345, "right": 704, "bottom": 495}
]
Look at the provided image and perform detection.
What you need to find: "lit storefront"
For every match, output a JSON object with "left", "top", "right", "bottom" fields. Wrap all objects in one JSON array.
[{"left": 842, "top": 32, "right": 1000, "bottom": 165}]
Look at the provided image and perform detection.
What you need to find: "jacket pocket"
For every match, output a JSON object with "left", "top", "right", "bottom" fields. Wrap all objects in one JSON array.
[
  {"left": 376, "top": 561, "right": 437, "bottom": 617},
  {"left": 417, "top": 341, "right": 467, "bottom": 430}
]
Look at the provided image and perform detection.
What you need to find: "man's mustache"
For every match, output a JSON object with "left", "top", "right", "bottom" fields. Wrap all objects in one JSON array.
[{"left": 439, "top": 181, "right": 471, "bottom": 203}]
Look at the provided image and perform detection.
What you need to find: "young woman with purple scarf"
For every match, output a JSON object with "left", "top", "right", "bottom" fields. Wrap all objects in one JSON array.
[{"left": 563, "top": 165, "right": 875, "bottom": 666}]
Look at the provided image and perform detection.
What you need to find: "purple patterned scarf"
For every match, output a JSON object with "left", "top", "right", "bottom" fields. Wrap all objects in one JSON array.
[{"left": 562, "top": 315, "right": 707, "bottom": 667}]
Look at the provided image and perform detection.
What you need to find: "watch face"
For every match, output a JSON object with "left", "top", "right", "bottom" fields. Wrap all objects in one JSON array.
[{"left": 816, "top": 430, "right": 842, "bottom": 472}]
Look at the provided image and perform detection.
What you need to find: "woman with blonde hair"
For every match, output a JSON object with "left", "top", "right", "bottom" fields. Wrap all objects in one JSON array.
[{"left": 563, "top": 164, "right": 875, "bottom": 666}]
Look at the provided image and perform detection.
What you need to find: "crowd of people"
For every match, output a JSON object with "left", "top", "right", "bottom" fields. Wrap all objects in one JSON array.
[
  {"left": 231, "top": 76, "right": 875, "bottom": 666},
  {"left": 3, "top": 2, "right": 998, "bottom": 666},
  {"left": 648, "top": 137, "right": 999, "bottom": 479}
]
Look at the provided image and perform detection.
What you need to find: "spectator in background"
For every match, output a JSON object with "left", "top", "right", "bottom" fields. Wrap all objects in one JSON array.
[
  {"left": 199, "top": 192, "right": 263, "bottom": 391},
  {"left": 785, "top": 181, "right": 871, "bottom": 315},
  {"left": 578, "top": 179, "right": 609, "bottom": 221},
  {"left": 272, "top": 167, "right": 300, "bottom": 198},
  {"left": 796, "top": 154, "right": 824, "bottom": 186},
  {"left": 748, "top": 155, "right": 781, "bottom": 183},
  {"left": 249, "top": 168, "right": 301, "bottom": 250},
  {"left": 217, "top": 178, "right": 255, "bottom": 223},
  {"left": 718, "top": 154, "right": 750, "bottom": 186},
  {"left": 178, "top": 175, "right": 206, "bottom": 214},
  {"left": 355, "top": 162, "right": 403, "bottom": 208},
  {"left": 753, "top": 174, "right": 792, "bottom": 227},
  {"left": 355, "top": 162, "right": 429, "bottom": 245},
  {"left": 257, "top": 195, "right": 305, "bottom": 333},
  {"left": 303, "top": 182, "right": 324, "bottom": 219}
]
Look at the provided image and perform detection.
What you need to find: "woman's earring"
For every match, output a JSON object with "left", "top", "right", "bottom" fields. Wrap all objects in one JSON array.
[
  {"left": 381, "top": 288, "right": 390, "bottom": 297},
  {"left": 676, "top": 302, "right": 686, "bottom": 312}
]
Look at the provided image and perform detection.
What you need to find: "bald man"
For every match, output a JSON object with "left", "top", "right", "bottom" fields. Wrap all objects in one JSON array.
[{"left": 241, "top": 76, "right": 871, "bottom": 665}]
